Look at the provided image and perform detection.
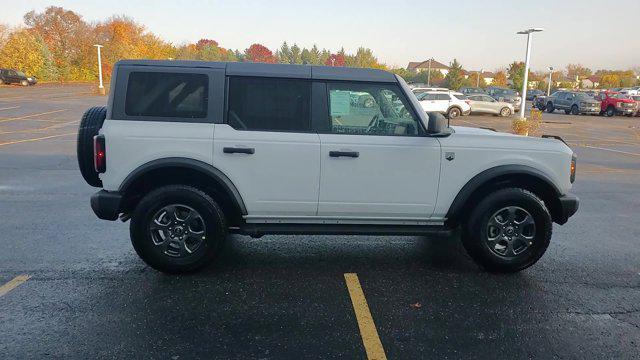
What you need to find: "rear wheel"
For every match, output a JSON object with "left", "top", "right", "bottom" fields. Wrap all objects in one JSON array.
[
  {"left": 546, "top": 102, "right": 554, "bottom": 113},
  {"left": 447, "top": 107, "right": 461, "bottom": 119},
  {"left": 571, "top": 105, "right": 579, "bottom": 115},
  {"left": 461, "top": 188, "right": 552, "bottom": 273},
  {"left": 130, "top": 185, "right": 227, "bottom": 274},
  {"left": 499, "top": 107, "right": 512, "bottom": 117}
]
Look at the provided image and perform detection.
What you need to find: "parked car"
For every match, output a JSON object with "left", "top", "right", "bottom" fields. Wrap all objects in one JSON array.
[
  {"left": 416, "top": 91, "right": 471, "bottom": 119},
  {"left": 544, "top": 91, "right": 600, "bottom": 115},
  {"left": 0, "top": 69, "right": 37, "bottom": 86},
  {"left": 459, "top": 87, "right": 486, "bottom": 95},
  {"left": 526, "top": 89, "right": 544, "bottom": 101},
  {"left": 79, "top": 59, "right": 578, "bottom": 274},
  {"left": 630, "top": 95, "right": 640, "bottom": 116},
  {"left": 466, "top": 94, "right": 514, "bottom": 117},
  {"left": 597, "top": 91, "right": 637, "bottom": 117},
  {"left": 486, "top": 87, "right": 522, "bottom": 111},
  {"left": 412, "top": 87, "right": 449, "bottom": 96},
  {"left": 619, "top": 87, "right": 639, "bottom": 96}
]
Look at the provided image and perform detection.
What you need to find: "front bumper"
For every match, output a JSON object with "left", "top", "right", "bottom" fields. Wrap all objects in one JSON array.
[
  {"left": 581, "top": 107, "right": 600, "bottom": 114},
  {"left": 556, "top": 193, "right": 579, "bottom": 225},
  {"left": 616, "top": 107, "right": 636, "bottom": 115},
  {"left": 91, "top": 190, "right": 123, "bottom": 221}
]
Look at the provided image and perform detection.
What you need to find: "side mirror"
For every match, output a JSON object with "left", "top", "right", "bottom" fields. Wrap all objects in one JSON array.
[{"left": 427, "top": 112, "right": 448, "bottom": 134}]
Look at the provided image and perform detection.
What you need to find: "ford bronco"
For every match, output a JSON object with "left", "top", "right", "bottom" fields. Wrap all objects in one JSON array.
[{"left": 78, "top": 60, "right": 578, "bottom": 273}]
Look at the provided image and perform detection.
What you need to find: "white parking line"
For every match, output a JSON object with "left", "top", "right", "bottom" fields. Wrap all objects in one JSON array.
[
  {"left": 0, "top": 106, "right": 20, "bottom": 111},
  {"left": 0, "top": 109, "right": 69, "bottom": 123},
  {"left": 583, "top": 145, "right": 640, "bottom": 157}
]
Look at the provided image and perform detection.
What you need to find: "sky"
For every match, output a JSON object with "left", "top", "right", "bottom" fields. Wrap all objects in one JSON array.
[{"left": 2, "top": 0, "right": 639, "bottom": 72}]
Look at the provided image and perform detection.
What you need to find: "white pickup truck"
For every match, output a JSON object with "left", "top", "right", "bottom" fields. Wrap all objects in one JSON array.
[{"left": 78, "top": 60, "right": 578, "bottom": 274}]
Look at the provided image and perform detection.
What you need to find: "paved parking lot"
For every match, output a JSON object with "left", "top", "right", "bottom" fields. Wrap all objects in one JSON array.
[{"left": 1, "top": 84, "right": 639, "bottom": 359}]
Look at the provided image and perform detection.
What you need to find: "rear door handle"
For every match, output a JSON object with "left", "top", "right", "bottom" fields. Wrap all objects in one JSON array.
[
  {"left": 329, "top": 151, "right": 359, "bottom": 158},
  {"left": 223, "top": 147, "right": 255, "bottom": 155}
]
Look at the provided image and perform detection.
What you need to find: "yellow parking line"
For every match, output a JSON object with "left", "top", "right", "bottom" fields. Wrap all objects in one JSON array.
[
  {"left": 0, "top": 119, "right": 79, "bottom": 135},
  {"left": 0, "top": 274, "right": 31, "bottom": 297},
  {"left": 0, "top": 109, "right": 69, "bottom": 123},
  {"left": 344, "top": 273, "right": 387, "bottom": 360},
  {"left": 0, "top": 132, "right": 76, "bottom": 147}
]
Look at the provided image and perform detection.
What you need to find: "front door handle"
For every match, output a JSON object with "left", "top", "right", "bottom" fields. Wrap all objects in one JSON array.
[
  {"left": 329, "top": 150, "right": 359, "bottom": 158},
  {"left": 223, "top": 147, "right": 255, "bottom": 155}
]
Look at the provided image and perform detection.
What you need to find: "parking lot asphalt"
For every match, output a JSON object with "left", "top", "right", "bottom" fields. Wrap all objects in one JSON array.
[{"left": 0, "top": 84, "right": 639, "bottom": 359}]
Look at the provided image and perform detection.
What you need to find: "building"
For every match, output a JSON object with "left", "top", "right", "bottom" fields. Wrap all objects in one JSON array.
[{"left": 407, "top": 60, "right": 450, "bottom": 76}]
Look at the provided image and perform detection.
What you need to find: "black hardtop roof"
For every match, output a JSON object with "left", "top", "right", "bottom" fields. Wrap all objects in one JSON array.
[{"left": 115, "top": 59, "right": 397, "bottom": 83}]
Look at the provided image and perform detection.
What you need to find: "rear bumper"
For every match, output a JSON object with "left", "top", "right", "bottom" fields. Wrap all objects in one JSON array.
[
  {"left": 91, "top": 190, "right": 123, "bottom": 221},
  {"left": 556, "top": 193, "right": 579, "bottom": 225}
]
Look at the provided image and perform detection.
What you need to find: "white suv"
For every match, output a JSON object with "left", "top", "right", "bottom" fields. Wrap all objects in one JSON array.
[
  {"left": 416, "top": 91, "right": 471, "bottom": 119},
  {"left": 78, "top": 60, "right": 578, "bottom": 274}
]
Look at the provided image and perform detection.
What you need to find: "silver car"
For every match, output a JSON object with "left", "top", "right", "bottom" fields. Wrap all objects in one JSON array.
[{"left": 467, "top": 94, "right": 515, "bottom": 117}]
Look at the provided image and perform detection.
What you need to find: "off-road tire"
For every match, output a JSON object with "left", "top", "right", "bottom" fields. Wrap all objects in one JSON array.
[
  {"left": 461, "top": 188, "right": 552, "bottom": 273},
  {"left": 130, "top": 185, "right": 227, "bottom": 274},
  {"left": 77, "top": 106, "right": 107, "bottom": 187}
]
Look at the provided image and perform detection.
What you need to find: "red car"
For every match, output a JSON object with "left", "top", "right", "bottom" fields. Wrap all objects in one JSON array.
[{"left": 597, "top": 91, "right": 637, "bottom": 117}]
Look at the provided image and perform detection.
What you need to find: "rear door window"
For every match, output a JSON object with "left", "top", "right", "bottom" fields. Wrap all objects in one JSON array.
[
  {"left": 125, "top": 72, "right": 208, "bottom": 118},
  {"left": 227, "top": 77, "right": 311, "bottom": 132}
]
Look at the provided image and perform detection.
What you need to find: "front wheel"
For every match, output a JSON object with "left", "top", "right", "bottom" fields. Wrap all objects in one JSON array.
[
  {"left": 571, "top": 105, "right": 579, "bottom": 115},
  {"left": 605, "top": 106, "right": 615, "bottom": 117},
  {"left": 20, "top": 80, "right": 29, "bottom": 86},
  {"left": 461, "top": 188, "right": 552, "bottom": 273},
  {"left": 130, "top": 185, "right": 227, "bottom": 274}
]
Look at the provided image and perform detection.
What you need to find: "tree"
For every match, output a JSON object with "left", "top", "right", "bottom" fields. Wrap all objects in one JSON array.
[
  {"left": 444, "top": 59, "right": 465, "bottom": 90},
  {"left": 325, "top": 53, "right": 345, "bottom": 67},
  {"left": 0, "top": 29, "right": 53, "bottom": 79},
  {"left": 600, "top": 74, "right": 621, "bottom": 88},
  {"left": 244, "top": 43, "right": 275, "bottom": 63},
  {"left": 492, "top": 71, "right": 508, "bottom": 87},
  {"left": 507, "top": 61, "right": 525, "bottom": 90},
  {"left": 276, "top": 41, "right": 292, "bottom": 64},
  {"left": 566, "top": 64, "right": 592, "bottom": 80}
]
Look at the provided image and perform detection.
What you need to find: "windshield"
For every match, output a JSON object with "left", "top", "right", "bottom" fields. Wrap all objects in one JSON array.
[{"left": 494, "top": 89, "right": 516, "bottom": 96}]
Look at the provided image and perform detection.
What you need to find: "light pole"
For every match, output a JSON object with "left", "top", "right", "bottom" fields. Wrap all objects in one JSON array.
[
  {"left": 426, "top": 58, "right": 433, "bottom": 86},
  {"left": 477, "top": 68, "right": 483, "bottom": 88},
  {"left": 94, "top": 44, "right": 104, "bottom": 95},
  {"left": 516, "top": 28, "right": 543, "bottom": 119},
  {"left": 547, "top": 66, "right": 553, "bottom": 96}
]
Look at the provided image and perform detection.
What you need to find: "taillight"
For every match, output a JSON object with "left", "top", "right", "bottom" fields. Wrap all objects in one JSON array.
[{"left": 94, "top": 135, "right": 106, "bottom": 173}]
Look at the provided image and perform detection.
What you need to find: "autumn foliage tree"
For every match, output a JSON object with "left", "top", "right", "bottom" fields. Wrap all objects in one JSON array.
[
  {"left": 492, "top": 71, "right": 508, "bottom": 87},
  {"left": 245, "top": 44, "right": 276, "bottom": 63}
]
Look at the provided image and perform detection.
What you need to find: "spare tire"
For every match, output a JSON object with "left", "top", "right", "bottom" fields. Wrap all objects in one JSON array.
[{"left": 77, "top": 106, "right": 107, "bottom": 187}]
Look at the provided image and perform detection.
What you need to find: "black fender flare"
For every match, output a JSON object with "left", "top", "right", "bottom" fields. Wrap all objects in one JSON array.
[
  {"left": 118, "top": 157, "right": 247, "bottom": 215},
  {"left": 446, "top": 164, "right": 561, "bottom": 222}
]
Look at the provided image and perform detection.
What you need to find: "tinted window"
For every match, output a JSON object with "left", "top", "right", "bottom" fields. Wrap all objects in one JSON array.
[
  {"left": 125, "top": 72, "right": 208, "bottom": 118},
  {"left": 227, "top": 77, "right": 310, "bottom": 131},
  {"left": 327, "top": 82, "right": 421, "bottom": 136},
  {"left": 436, "top": 94, "right": 450, "bottom": 100}
]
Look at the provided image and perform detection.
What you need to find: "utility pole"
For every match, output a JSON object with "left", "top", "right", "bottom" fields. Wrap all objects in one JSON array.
[
  {"left": 547, "top": 66, "right": 553, "bottom": 96},
  {"left": 516, "top": 28, "right": 544, "bottom": 119},
  {"left": 94, "top": 44, "right": 105, "bottom": 95}
]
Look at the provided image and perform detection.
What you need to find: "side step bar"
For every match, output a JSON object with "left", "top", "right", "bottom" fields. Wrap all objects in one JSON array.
[{"left": 230, "top": 223, "right": 456, "bottom": 238}]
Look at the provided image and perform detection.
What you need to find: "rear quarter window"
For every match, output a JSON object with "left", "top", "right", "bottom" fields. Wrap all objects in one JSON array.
[{"left": 125, "top": 72, "right": 208, "bottom": 118}]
